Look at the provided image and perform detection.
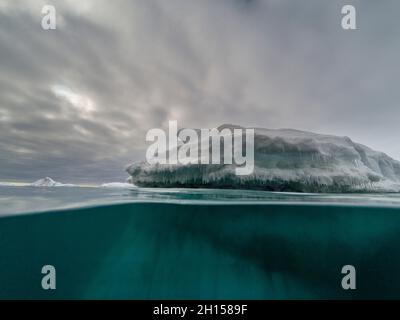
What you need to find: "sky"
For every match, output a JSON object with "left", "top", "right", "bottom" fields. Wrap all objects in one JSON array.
[{"left": 0, "top": 0, "right": 399, "bottom": 183}]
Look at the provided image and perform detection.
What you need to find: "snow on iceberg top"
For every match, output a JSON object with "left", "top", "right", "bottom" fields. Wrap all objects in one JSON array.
[{"left": 126, "top": 125, "right": 400, "bottom": 193}]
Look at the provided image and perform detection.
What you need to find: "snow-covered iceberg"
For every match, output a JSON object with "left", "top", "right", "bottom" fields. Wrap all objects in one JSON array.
[
  {"left": 30, "top": 177, "right": 75, "bottom": 187},
  {"left": 126, "top": 125, "right": 400, "bottom": 193}
]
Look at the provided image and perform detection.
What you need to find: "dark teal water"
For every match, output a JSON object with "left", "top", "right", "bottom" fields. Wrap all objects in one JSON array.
[{"left": 1, "top": 186, "right": 400, "bottom": 299}]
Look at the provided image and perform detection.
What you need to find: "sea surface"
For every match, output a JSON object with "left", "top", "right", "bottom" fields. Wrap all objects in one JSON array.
[{"left": 1, "top": 185, "right": 400, "bottom": 299}]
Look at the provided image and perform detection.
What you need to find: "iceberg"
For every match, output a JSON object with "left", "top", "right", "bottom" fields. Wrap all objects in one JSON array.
[
  {"left": 30, "top": 177, "right": 75, "bottom": 187},
  {"left": 126, "top": 125, "right": 400, "bottom": 193}
]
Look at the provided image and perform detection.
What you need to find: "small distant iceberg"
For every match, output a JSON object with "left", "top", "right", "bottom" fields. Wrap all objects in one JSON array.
[
  {"left": 30, "top": 177, "right": 75, "bottom": 187},
  {"left": 100, "top": 182, "right": 137, "bottom": 189}
]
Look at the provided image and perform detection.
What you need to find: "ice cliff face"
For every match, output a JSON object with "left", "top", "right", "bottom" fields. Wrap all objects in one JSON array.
[{"left": 126, "top": 126, "right": 400, "bottom": 192}]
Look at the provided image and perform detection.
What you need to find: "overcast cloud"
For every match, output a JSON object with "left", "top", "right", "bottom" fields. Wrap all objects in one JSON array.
[{"left": 0, "top": 0, "right": 399, "bottom": 183}]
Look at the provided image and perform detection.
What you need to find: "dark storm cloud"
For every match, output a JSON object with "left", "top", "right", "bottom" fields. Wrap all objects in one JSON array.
[{"left": 0, "top": 0, "right": 400, "bottom": 183}]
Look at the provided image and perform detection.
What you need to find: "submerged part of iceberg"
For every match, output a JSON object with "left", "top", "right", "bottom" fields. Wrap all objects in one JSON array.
[
  {"left": 126, "top": 125, "right": 400, "bottom": 193},
  {"left": 30, "top": 177, "right": 75, "bottom": 187}
]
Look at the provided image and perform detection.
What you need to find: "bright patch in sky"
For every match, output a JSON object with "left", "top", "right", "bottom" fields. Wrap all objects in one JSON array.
[{"left": 51, "top": 85, "right": 96, "bottom": 115}]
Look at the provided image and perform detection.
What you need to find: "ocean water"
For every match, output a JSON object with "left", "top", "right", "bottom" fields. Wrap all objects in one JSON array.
[{"left": 1, "top": 186, "right": 400, "bottom": 299}]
